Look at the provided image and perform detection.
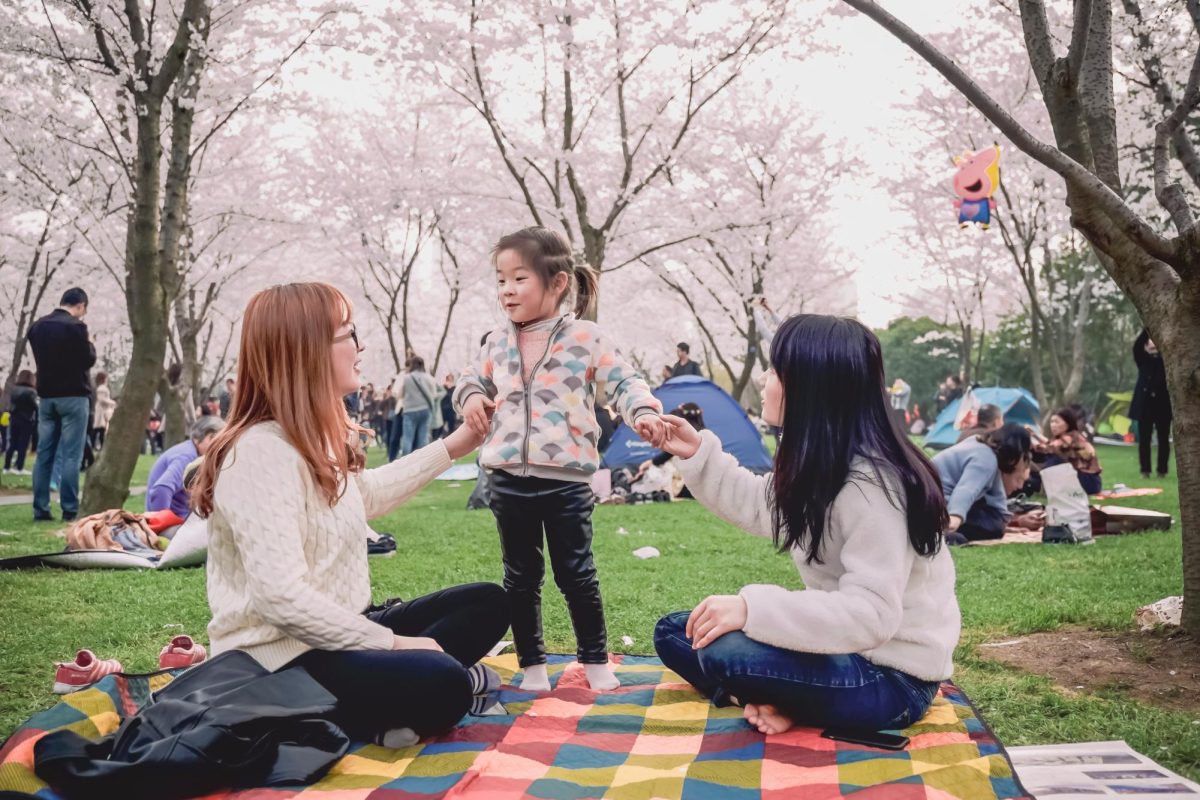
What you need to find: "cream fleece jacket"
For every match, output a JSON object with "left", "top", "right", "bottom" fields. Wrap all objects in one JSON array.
[
  {"left": 677, "top": 431, "right": 961, "bottom": 681},
  {"left": 206, "top": 421, "right": 452, "bottom": 671}
]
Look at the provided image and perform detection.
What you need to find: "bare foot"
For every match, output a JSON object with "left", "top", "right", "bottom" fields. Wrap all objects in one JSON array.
[{"left": 743, "top": 703, "right": 796, "bottom": 735}]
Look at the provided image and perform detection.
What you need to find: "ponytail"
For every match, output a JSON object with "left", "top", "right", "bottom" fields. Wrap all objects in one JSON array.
[{"left": 573, "top": 264, "right": 599, "bottom": 319}]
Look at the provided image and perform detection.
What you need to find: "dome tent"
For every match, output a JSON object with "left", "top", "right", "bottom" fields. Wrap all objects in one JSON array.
[
  {"left": 601, "top": 375, "right": 773, "bottom": 473},
  {"left": 924, "top": 386, "right": 1041, "bottom": 450}
]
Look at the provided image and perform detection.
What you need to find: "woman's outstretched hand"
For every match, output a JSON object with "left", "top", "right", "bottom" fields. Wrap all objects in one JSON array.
[
  {"left": 686, "top": 594, "right": 748, "bottom": 649},
  {"left": 655, "top": 414, "right": 702, "bottom": 459},
  {"left": 443, "top": 421, "right": 487, "bottom": 461}
]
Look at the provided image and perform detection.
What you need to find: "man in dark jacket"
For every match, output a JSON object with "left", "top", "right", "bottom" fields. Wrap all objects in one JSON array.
[
  {"left": 670, "top": 342, "right": 703, "bottom": 378},
  {"left": 1132, "top": 329, "right": 1172, "bottom": 478},
  {"left": 28, "top": 287, "right": 95, "bottom": 522}
]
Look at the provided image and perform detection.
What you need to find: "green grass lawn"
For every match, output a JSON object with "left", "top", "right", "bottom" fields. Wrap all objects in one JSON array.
[{"left": 0, "top": 442, "right": 1195, "bottom": 780}]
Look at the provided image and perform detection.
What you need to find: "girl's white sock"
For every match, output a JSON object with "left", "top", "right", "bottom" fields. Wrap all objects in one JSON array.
[
  {"left": 584, "top": 662, "right": 620, "bottom": 691},
  {"left": 520, "top": 663, "right": 550, "bottom": 692}
]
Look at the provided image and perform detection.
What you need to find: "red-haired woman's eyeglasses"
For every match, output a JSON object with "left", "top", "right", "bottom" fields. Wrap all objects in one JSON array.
[{"left": 333, "top": 325, "right": 362, "bottom": 352}]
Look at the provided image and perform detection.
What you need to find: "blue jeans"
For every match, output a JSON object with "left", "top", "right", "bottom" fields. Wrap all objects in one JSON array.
[
  {"left": 654, "top": 611, "right": 939, "bottom": 731},
  {"left": 400, "top": 409, "right": 431, "bottom": 456},
  {"left": 386, "top": 415, "right": 403, "bottom": 462},
  {"left": 33, "top": 396, "right": 90, "bottom": 518}
]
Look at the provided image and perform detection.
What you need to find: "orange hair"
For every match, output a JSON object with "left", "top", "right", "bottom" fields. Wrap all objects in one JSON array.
[{"left": 191, "top": 283, "right": 366, "bottom": 517}]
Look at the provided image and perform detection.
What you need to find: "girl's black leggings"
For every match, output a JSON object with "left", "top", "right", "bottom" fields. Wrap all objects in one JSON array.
[{"left": 489, "top": 470, "right": 609, "bottom": 668}]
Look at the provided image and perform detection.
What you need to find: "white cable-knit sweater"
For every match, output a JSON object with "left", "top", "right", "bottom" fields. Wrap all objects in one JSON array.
[
  {"left": 677, "top": 431, "right": 961, "bottom": 682},
  {"left": 206, "top": 421, "right": 452, "bottom": 671}
]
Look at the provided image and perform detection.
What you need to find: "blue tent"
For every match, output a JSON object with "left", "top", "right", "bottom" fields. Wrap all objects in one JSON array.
[
  {"left": 924, "top": 387, "right": 1041, "bottom": 449},
  {"left": 601, "top": 375, "right": 773, "bottom": 473}
]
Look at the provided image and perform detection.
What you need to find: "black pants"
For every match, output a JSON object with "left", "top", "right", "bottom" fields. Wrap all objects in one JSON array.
[
  {"left": 1138, "top": 414, "right": 1171, "bottom": 476},
  {"left": 489, "top": 470, "right": 608, "bottom": 668},
  {"left": 5, "top": 416, "right": 33, "bottom": 471},
  {"left": 959, "top": 498, "right": 1006, "bottom": 541},
  {"left": 283, "top": 582, "right": 509, "bottom": 740}
]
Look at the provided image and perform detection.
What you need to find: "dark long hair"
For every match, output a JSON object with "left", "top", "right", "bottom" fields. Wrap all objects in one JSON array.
[
  {"left": 1051, "top": 406, "right": 1080, "bottom": 433},
  {"left": 769, "top": 315, "right": 947, "bottom": 563},
  {"left": 982, "top": 424, "right": 1032, "bottom": 473},
  {"left": 492, "top": 226, "right": 598, "bottom": 318}
]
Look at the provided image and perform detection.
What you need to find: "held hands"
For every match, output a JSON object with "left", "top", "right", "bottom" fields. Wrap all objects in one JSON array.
[
  {"left": 633, "top": 415, "right": 667, "bottom": 447},
  {"left": 650, "top": 414, "right": 702, "bottom": 459},
  {"left": 686, "top": 595, "right": 748, "bottom": 649},
  {"left": 463, "top": 394, "right": 496, "bottom": 437},
  {"left": 392, "top": 635, "right": 443, "bottom": 652}
]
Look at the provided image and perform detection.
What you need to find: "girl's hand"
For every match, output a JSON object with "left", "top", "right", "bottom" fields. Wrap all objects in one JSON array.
[
  {"left": 658, "top": 414, "right": 702, "bottom": 459},
  {"left": 686, "top": 595, "right": 748, "bottom": 649},
  {"left": 443, "top": 423, "right": 486, "bottom": 461},
  {"left": 634, "top": 415, "right": 666, "bottom": 446},
  {"left": 464, "top": 394, "right": 496, "bottom": 437},
  {"left": 392, "top": 635, "right": 443, "bottom": 652}
]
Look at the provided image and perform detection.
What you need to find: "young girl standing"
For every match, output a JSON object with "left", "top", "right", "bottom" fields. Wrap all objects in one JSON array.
[{"left": 456, "top": 226, "right": 665, "bottom": 692}]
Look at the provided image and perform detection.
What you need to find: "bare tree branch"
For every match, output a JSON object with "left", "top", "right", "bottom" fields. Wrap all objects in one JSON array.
[{"left": 841, "top": 0, "right": 1184, "bottom": 270}]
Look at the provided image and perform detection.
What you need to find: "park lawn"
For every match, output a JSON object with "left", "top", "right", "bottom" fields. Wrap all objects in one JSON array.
[{"left": 0, "top": 443, "right": 1196, "bottom": 781}]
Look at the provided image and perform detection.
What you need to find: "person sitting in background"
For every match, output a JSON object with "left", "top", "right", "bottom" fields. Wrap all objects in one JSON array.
[
  {"left": 956, "top": 403, "right": 1003, "bottom": 443},
  {"left": 933, "top": 424, "right": 1032, "bottom": 544},
  {"left": 146, "top": 416, "right": 226, "bottom": 519},
  {"left": 1031, "top": 407, "right": 1103, "bottom": 495}
]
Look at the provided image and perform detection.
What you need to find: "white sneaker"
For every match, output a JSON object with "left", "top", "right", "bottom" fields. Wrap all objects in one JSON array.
[{"left": 19, "top": 470, "right": 31, "bottom": 476}]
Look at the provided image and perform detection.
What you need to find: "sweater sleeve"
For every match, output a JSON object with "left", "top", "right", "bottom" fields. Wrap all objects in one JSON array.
[
  {"left": 675, "top": 430, "right": 774, "bottom": 539},
  {"left": 354, "top": 439, "right": 452, "bottom": 519},
  {"left": 593, "top": 328, "right": 662, "bottom": 424},
  {"left": 739, "top": 475, "right": 917, "bottom": 654},
  {"left": 945, "top": 450, "right": 997, "bottom": 520},
  {"left": 213, "top": 434, "right": 395, "bottom": 653},
  {"left": 453, "top": 335, "right": 498, "bottom": 413}
]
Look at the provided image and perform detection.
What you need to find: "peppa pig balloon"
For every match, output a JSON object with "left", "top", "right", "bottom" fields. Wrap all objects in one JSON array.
[{"left": 952, "top": 145, "right": 1001, "bottom": 229}]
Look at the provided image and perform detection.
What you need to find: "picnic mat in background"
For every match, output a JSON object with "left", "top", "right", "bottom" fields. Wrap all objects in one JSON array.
[
  {"left": 0, "top": 654, "right": 1031, "bottom": 799},
  {"left": 1093, "top": 487, "right": 1164, "bottom": 500}
]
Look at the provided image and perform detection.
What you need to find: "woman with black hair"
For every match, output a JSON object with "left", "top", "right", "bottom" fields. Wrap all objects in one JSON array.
[
  {"left": 650, "top": 315, "right": 959, "bottom": 736},
  {"left": 1032, "top": 407, "right": 1102, "bottom": 495},
  {"left": 933, "top": 424, "right": 1033, "bottom": 543}
]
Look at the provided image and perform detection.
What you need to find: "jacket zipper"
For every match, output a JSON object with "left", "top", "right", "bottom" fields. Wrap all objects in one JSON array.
[{"left": 516, "top": 317, "right": 565, "bottom": 477}]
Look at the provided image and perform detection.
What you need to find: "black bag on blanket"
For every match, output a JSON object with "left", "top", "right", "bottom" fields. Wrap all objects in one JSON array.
[{"left": 34, "top": 650, "right": 349, "bottom": 800}]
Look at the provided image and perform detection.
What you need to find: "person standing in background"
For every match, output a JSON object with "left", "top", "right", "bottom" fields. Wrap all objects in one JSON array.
[
  {"left": 1131, "top": 329, "right": 1172, "bottom": 478},
  {"left": 670, "top": 342, "right": 703, "bottom": 378},
  {"left": 28, "top": 287, "right": 95, "bottom": 522},
  {"left": 4, "top": 370, "right": 39, "bottom": 474},
  {"left": 91, "top": 371, "right": 117, "bottom": 451},
  {"left": 397, "top": 356, "right": 439, "bottom": 457}
]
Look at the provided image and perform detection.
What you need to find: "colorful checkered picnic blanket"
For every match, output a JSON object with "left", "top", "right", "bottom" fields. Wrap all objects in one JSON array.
[{"left": 0, "top": 654, "right": 1030, "bottom": 799}]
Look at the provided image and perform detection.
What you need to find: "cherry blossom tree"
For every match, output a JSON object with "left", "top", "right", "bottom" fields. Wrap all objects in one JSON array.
[
  {"left": 401, "top": 0, "right": 788, "bottom": 313},
  {"left": 841, "top": 0, "right": 1200, "bottom": 629}
]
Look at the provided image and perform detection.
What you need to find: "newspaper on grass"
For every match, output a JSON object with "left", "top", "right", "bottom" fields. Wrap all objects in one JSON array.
[{"left": 1008, "top": 740, "right": 1200, "bottom": 798}]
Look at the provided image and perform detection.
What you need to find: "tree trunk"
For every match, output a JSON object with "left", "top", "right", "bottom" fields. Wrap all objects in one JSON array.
[
  {"left": 160, "top": 374, "right": 188, "bottom": 448},
  {"left": 1061, "top": 271, "right": 1093, "bottom": 403},
  {"left": 1161, "top": 276, "right": 1200, "bottom": 631},
  {"left": 82, "top": 104, "right": 169, "bottom": 513},
  {"left": 81, "top": 0, "right": 209, "bottom": 513}
]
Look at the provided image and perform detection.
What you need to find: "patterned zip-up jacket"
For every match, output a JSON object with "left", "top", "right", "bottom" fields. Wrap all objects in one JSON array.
[{"left": 454, "top": 314, "right": 662, "bottom": 480}]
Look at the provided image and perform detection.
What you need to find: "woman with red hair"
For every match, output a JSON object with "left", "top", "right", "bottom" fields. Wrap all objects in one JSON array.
[{"left": 192, "top": 282, "right": 508, "bottom": 746}]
